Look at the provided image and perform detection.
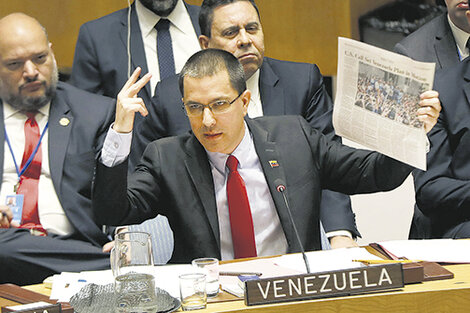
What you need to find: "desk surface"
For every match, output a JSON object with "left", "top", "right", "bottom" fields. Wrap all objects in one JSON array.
[{"left": 2, "top": 264, "right": 470, "bottom": 312}]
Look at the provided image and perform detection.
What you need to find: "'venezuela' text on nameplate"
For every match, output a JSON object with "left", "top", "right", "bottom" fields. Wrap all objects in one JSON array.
[{"left": 244, "top": 264, "right": 404, "bottom": 306}]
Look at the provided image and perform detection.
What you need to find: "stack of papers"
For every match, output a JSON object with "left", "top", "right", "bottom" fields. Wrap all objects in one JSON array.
[{"left": 377, "top": 239, "right": 470, "bottom": 263}]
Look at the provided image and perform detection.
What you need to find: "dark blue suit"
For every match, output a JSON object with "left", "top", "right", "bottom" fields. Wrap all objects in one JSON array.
[
  {"left": 0, "top": 82, "right": 115, "bottom": 285},
  {"left": 132, "top": 57, "right": 360, "bottom": 236},
  {"left": 70, "top": 1, "right": 201, "bottom": 121},
  {"left": 414, "top": 58, "right": 470, "bottom": 238}
]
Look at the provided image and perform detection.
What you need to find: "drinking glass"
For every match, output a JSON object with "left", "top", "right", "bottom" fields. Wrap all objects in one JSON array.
[
  {"left": 179, "top": 273, "right": 207, "bottom": 311},
  {"left": 191, "top": 258, "right": 219, "bottom": 297}
]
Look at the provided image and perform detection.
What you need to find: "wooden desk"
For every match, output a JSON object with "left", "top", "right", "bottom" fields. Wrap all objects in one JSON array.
[{"left": 2, "top": 264, "right": 470, "bottom": 312}]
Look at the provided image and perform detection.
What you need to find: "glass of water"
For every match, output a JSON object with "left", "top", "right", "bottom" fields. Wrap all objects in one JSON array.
[
  {"left": 112, "top": 231, "right": 157, "bottom": 313},
  {"left": 179, "top": 273, "right": 207, "bottom": 311},
  {"left": 191, "top": 257, "right": 219, "bottom": 297}
]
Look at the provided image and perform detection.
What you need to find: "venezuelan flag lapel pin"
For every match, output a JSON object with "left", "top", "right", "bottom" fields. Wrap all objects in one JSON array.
[{"left": 268, "top": 160, "right": 279, "bottom": 168}]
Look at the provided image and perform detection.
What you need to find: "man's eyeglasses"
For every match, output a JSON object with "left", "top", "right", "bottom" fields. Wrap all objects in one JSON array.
[{"left": 183, "top": 91, "right": 245, "bottom": 117}]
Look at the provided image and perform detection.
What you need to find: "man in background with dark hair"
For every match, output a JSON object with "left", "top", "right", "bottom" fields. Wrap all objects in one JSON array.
[
  {"left": 71, "top": 0, "right": 201, "bottom": 125},
  {"left": 394, "top": 0, "right": 470, "bottom": 69}
]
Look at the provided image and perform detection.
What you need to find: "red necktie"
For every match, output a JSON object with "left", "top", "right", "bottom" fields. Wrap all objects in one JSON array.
[
  {"left": 226, "top": 155, "right": 257, "bottom": 258},
  {"left": 17, "top": 112, "right": 46, "bottom": 235}
]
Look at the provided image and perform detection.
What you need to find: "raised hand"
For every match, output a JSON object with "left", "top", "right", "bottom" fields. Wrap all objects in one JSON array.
[{"left": 113, "top": 67, "right": 152, "bottom": 133}]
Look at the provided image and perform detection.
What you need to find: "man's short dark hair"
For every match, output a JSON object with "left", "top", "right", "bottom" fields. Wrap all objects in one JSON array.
[
  {"left": 179, "top": 49, "right": 246, "bottom": 96},
  {"left": 199, "top": 0, "right": 260, "bottom": 37}
]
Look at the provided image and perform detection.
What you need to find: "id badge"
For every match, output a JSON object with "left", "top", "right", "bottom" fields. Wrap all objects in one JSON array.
[{"left": 6, "top": 194, "right": 24, "bottom": 224}]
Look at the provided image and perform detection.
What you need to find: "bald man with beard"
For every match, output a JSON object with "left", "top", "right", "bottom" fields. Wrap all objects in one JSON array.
[{"left": 0, "top": 13, "right": 143, "bottom": 286}]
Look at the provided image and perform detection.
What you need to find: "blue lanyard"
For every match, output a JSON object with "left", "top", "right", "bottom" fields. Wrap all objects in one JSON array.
[{"left": 4, "top": 121, "right": 49, "bottom": 181}]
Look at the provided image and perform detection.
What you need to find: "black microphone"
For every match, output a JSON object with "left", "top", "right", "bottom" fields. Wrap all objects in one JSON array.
[{"left": 274, "top": 179, "right": 311, "bottom": 274}]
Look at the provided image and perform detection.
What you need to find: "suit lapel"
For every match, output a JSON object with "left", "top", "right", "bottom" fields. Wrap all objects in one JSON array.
[
  {"left": 259, "top": 59, "right": 285, "bottom": 116},
  {"left": 118, "top": 3, "right": 151, "bottom": 99},
  {"left": 435, "top": 16, "right": 460, "bottom": 69},
  {"left": 246, "top": 119, "right": 298, "bottom": 249},
  {"left": 183, "top": 136, "right": 221, "bottom": 249},
  {"left": 48, "top": 89, "right": 73, "bottom": 194},
  {"left": 185, "top": 2, "right": 201, "bottom": 36},
  {"left": 463, "top": 63, "right": 470, "bottom": 107}
]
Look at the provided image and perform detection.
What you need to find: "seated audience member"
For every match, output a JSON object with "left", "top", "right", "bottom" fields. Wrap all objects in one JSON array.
[
  {"left": 394, "top": 0, "right": 470, "bottom": 68},
  {"left": 414, "top": 28, "right": 470, "bottom": 239},
  {"left": 133, "top": 0, "right": 360, "bottom": 249},
  {"left": 70, "top": 0, "right": 201, "bottom": 125},
  {"left": 92, "top": 48, "right": 441, "bottom": 263},
  {"left": 0, "top": 13, "right": 129, "bottom": 285}
]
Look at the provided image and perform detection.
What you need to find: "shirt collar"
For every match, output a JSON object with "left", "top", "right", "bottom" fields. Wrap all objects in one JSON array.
[
  {"left": 447, "top": 14, "right": 470, "bottom": 56},
  {"left": 246, "top": 69, "right": 260, "bottom": 101},
  {"left": 206, "top": 122, "right": 252, "bottom": 174},
  {"left": 136, "top": 0, "right": 192, "bottom": 36},
  {"left": 3, "top": 101, "right": 50, "bottom": 120}
]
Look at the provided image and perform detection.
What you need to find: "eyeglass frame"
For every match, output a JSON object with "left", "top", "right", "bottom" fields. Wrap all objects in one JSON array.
[{"left": 182, "top": 90, "right": 246, "bottom": 117}]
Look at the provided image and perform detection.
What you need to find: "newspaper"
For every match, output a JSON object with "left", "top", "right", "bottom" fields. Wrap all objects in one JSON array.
[{"left": 333, "top": 37, "right": 435, "bottom": 170}]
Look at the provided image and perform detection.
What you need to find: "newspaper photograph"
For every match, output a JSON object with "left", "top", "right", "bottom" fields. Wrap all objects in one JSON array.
[{"left": 333, "top": 37, "right": 435, "bottom": 170}]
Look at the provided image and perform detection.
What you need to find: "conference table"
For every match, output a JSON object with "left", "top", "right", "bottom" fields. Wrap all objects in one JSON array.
[{"left": 2, "top": 262, "right": 470, "bottom": 312}]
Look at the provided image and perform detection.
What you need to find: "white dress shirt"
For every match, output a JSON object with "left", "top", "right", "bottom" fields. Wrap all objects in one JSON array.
[
  {"left": 1, "top": 103, "right": 73, "bottom": 235},
  {"left": 246, "top": 69, "right": 263, "bottom": 118},
  {"left": 136, "top": 0, "right": 201, "bottom": 95},
  {"left": 244, "top": 67, "right": 351, "bottom": 240},
  {"left": 448, "top": 14, "right": 470, "bottom": 60},
  {"left": 206, "top": 123, "right": 288, "bottom": 260}
]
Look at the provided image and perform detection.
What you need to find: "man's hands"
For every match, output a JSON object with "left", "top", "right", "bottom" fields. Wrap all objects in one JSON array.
[
  {"left": 0, "top": 205, "right": 20, "bottom": 228},
  {"left": 418, "top": 90, "right": 441, "bottom": 133},
  {"left": 113, "top": 67, "right": 152, "bottom": 133},
  {"left": 329, "top": 235, "right": 359, "bottom": 249}
]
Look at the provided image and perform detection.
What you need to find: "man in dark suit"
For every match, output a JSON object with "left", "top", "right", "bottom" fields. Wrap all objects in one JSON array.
[
  {"left": 133, "top": 0, "right": 359, "bottom": 248},
  {"left": 0, "top": 13, "right": 117, "bottom": 285},
  {"left": 414, "top": 52, "right": 470, "bottom": 239},
  {"left": 70, "top": 0, "right": 201, "bottom": 124},
  {"left": 394, "top": 0, "right": 470, "bottom": 238},
  {"left": 394, "top": 0, "right": 470, "bottom": 69},
  {"left": 93, "top": 49, "right": 441, "bottom": 263}
]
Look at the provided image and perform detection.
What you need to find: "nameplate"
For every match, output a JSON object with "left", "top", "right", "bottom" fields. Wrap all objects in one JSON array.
[
  {"left": 244, "top": 264, "right": 404, "bottom": 306},
  {"left": 2, "top": 302, "right": 61, "bottom": 313}
]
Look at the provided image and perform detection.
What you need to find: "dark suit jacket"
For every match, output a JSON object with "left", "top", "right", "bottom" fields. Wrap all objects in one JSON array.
[
  {"left": 394, "top": 13, "right": 461, "bottom": 238},
  {"left": 93, "top": 116, "right": 412, "bottom": 263},
  {"left": 0, "top": 82, "right": 115, "bottom": 247},
  {"left": 132, "top": 57, "right": 359, "bottom": 236},
  {"left": 394, "top": 14, "right": 460, "bottom": 70},
  {"left": 70, "top": 1, "right": 201, "bottom": 116},
  {"left": 414, "top": 58, "right": 470, "bottom": 237}
]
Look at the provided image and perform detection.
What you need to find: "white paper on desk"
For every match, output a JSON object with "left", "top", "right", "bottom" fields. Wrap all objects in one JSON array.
[
  {"left": 275, "top": 247, "right": 381, "bottom": 274},
  {"left": 50, "top": 265, "right": 194, "bottom": 303},
  {"left": 50, "top": 270, "right": 114, "bottom": 302},
  {"left": 152, "top": 264, "right": 194, "bottom": 298},
  {"left": 218, "top": 257, "right": 302, "bottom": 297},
  {"left": 378, "top": 239, "right": 470, "bottom": 263}
]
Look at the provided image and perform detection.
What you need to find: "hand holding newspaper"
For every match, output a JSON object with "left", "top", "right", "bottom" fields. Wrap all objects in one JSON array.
[{"left": 333, "top": 37, "right": 436, "bottom": 170}]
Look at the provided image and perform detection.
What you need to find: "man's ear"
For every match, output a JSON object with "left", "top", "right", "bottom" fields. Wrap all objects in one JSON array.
[
  {"left": 241, "top": 89, "right": 251, "bottom": 116},
  {"left": 199, "top": 35, "right": 210, "bottom": 49}
]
